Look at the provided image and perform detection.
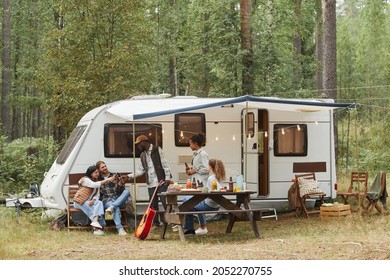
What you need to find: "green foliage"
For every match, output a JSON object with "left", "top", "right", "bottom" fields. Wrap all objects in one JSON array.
[
  {"left": 36, "top": 0, "right": 155, "bottom": 133},
  {"left": 0, "top": 137, "right": 58, "bottom": 195}
]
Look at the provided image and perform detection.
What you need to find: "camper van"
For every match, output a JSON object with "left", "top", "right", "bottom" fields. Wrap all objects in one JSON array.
[{"left": 5, "top": 95, "right": 354, "bottom": 214}]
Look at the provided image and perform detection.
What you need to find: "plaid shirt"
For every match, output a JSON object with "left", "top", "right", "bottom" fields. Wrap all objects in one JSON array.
[{"left": 98, "top": 172, "right": 124, "bottom": 202}]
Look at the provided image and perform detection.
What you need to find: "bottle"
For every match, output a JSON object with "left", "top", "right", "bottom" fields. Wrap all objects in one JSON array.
[
  {"left": 228, "top": 176, "right": 234, "bottom": 192},
  {"left": 211, "top": 179, "right": 217, "bottom": 191},
  {"left": 186, "top": 179, "right": 191, "bottom": 189},
  {"left": 185, "top": 162, "right": 189, "bottom": 171},
  {"left": 197, "top": 180, "right": 203, "bottom": 189},
  {"left": 192, "top": 178, "right": 197, "bottom": 189}
]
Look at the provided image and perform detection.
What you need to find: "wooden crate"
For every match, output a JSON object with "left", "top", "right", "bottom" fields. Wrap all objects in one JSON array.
[{"left": 320, "top": 204, "right": 351, "bottom": 220}]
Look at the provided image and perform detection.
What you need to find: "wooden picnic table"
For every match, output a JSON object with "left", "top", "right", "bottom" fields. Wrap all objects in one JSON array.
[{"left": 158, "top": 190, "right": 262, "bottom": 241}]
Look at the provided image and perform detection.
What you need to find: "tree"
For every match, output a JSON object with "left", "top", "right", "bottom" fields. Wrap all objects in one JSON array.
[
  {"left": 315, "top": 0, "right": 323, "bottom": 96},
  {"left": 322, "top": 0, "right": 338, "bottom": 159},
  {"left": 240, "top": 0, "right": 254, "bottom": 95},
  {"left": 292, "top": 0, "right": 302, "bottom": 88},
  {"left": 322, "top": 0, "right": 337, "bottom": 99},
  {"left": 1, "top": 0, "right": 12, "bottom": 141}
]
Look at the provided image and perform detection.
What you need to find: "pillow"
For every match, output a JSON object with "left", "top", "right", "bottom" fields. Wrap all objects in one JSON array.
[{"left": 297, "top": 177, "right": 322, "bottom": 197}]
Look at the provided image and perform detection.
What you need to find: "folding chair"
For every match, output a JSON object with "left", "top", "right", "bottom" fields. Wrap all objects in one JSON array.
[
  {"left": 294, "top": 173, "right": 326, "bottom": 218},
  {"left": 361, "top": 171, "right": 387, "bottom": 215},
  {"left": 337, "top": 171, "right": 368, "bottom": 211}
]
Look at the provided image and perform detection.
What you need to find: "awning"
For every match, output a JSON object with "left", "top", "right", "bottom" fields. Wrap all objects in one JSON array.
[{"left": 106, "top": 95, "right": 355, "bottom": 121}]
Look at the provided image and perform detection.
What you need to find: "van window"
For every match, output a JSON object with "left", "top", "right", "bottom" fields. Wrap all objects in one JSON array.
[
  {"left": 104, "top": 124, "right": 162, "bottom": 157},
  {"left": 56, "top": 125, "right": 87, "bottom": 164},
  {"left": 174, "top": 113, "right": 206, "bottom": 146},
  {"left": 274, "top": 124, "right": 307, "bottom": 156},
  {"left": 245, "top": 112, "right": 255, "bottom": 139}
]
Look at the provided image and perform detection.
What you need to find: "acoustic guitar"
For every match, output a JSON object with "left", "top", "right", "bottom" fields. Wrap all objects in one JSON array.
[{"left": 135, "top": 180, "right": 165, "bottom": 240}]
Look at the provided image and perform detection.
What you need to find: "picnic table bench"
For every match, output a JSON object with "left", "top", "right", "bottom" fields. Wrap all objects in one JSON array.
[{"left": 158, "top": 190, "right": 269, "bottom": 241}]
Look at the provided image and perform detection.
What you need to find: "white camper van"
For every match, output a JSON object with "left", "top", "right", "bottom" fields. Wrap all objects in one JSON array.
[{"left": 6, "top": 95, "right": 354, "bottom": 214}]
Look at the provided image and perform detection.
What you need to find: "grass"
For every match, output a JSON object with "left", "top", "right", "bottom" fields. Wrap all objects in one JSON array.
[{"left": 1, "top": 205, "right": 390, "bottom": 260}]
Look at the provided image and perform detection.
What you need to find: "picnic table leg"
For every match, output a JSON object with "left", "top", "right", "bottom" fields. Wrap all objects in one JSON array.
[
  {"left": 159, "top": 212, "right": 167, "bottom": 240},
  {"left": 178, "top": 225, "right": 186, "bottom": 241},
  {"left": 241, "top": 195, "right": 262, "bottom": 239},
  {"left": 246, "top": 211, "right": 261, "bottom": 238},
  {"left": 226, "top": 213, "right": 235, "bottom": 233}
]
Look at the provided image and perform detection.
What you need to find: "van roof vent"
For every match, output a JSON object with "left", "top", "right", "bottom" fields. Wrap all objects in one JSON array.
[{"left": 130, "top": 93, "right": 172, "bottom": 100}]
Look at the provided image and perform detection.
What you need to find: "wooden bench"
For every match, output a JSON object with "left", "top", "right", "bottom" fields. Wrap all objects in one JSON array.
[
  {"left": 159, "top": 207, "right": 274, "bottom": 241},
  {"left": 163, "top": 208, "right": 277, "bottom": 222},
  {"left": 66, "top": 185, "right": 129, "bottom": 231}
]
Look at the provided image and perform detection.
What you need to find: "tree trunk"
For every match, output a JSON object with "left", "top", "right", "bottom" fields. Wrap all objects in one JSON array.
[
  {"left": 315, "top": 0, "right": 324, "bottom": 97},
  {"left": 2, "top": 0, "right": 12, "bottom": 141},
  {"left": 322, "top": 0, "right": 338, "bottom": 161},
  {"left": 240, "top": 0, "right": 254, "bottom": 95},
  {"left": 322, "top": 0, "right": 337, "bottom": 99},
  {"left": 292, "top": 0, "right": 302, "bottom": 88}
]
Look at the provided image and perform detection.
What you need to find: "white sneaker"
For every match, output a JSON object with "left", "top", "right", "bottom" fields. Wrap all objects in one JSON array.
[
  {"left": 93, "top": 229, "right": 104, "bottom": 236},
  {"left": 118, "top": 228, "right": 127, "bottom": 236},
  {"left": 195, "top": 227, "right": 208, "bottom": 235},
  {"left": 105, "top": 206, "right": 114, "bottom": 215},
  {"left": 90, "top": 221, "right": 102, "bottom": 229},
  {"left": 172, "top": 225, "right": 180, "bottom": 232}
]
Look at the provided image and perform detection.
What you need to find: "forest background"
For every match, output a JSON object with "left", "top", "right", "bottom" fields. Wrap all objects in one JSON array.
[{"left": 0, "top": 0, "right": 389, "bottom": 196}]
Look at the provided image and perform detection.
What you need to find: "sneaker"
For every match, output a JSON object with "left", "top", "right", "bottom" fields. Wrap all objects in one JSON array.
[
  {"left": 93, "top": 229, "right": 104, "bottom": 236},
  {"left": 118, "top": 228, "right": 127, "bottom": 236},
  {"left": 105, "top": 206, "right": 114, "bottom": 215},
  {"left": 184, "top": 229, "right": 195, "bottom": 235},
  {"left": 195, "top": 227, "right": 208, "bottom": 235},
  {"left": 90, "top": 221, "right": 102, "bottom": 229},
  {"left": 172, "top": 225, "right": 180, "bottom": 232}
]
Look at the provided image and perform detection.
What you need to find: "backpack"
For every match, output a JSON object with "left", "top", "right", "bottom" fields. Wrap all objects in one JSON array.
[{"left": 49, "top": 213, "right": 68, "bottom": 231}]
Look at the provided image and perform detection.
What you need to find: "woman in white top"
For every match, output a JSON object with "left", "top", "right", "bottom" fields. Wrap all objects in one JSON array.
[
  {"left": 183, "top": 159, "right": 226, "bottom": 235},
  {"left": 74, "top": 165, "right": 115, "bottom": 235},
  {"left": 186, "top": 133, "right": 209, "bottom": 187}
]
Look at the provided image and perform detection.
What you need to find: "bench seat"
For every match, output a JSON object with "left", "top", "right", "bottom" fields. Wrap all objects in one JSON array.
[
  {"left": 66, "top": 185, "right": 128, "bottom": 231},
  {"left": 161, "top": 207, "right": 277, "bottom": 224}
]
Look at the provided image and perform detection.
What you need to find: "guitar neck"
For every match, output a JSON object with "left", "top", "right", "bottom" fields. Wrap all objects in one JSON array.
[{"left": 147, "top": 180, "right": 164, "bottom": 209}]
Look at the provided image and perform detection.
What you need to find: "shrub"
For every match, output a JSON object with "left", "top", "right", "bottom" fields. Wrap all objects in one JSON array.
[{"left": 0, "top": 137, "right": 58, "bottom": 195}]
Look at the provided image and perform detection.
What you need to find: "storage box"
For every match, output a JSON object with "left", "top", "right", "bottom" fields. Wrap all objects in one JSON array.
[{"left": 320, "top": 204, "right": 351, "bottom": 220}]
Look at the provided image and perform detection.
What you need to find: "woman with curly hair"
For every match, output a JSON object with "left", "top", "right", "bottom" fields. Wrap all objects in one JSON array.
[{"left": 183, "top": 158, "right": 226, "bottom": 235}]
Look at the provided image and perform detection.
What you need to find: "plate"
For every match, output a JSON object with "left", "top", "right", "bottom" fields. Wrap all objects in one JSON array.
[{"left": 180, "top": 189, "right": 202, "bottom": 192}]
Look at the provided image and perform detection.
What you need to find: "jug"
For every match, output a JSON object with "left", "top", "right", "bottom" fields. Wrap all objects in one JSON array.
[{"left": 236, "top": 175, "right": 243, "bottom": 189}]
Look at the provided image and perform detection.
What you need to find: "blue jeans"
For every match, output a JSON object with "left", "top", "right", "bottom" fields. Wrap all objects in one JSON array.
[
  {"left": 74, "top": 198, "right": 106, "bottom": 227},
  {"left": 103, "top": 189, "right": 130, "bottom": 229},
  {"left": 148, "top": 185, "right": 168, "bottom": 226},
  {"left": 182, "top": 196, "right": 219, "bottom": 231}
]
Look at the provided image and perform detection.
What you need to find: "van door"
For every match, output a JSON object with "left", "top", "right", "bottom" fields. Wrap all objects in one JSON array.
[{"left": 242, "top": 109, "right": 269, "bottom": 196}]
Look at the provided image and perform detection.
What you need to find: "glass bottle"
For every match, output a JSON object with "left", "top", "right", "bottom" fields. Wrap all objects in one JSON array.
[
  {"left": 228, "top": 176, "right": 234, "bottom": 192},
  {"left": 186, "top": 179, "right": 191, "bottom": 189},
  {"left": 211, "top": 180, "right": 217, "bottom": 191},
  {"left": 192, "top": 178, "right": 197, "bottom": 189}
]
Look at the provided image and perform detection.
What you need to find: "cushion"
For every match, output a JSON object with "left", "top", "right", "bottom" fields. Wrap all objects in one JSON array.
[{"left": 298, "top": 177, "right": 322, "bottom": 197}]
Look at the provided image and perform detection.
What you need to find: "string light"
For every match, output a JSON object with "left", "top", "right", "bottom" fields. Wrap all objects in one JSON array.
[
  {"left": 264, "top": 131, "right": 268, "bottom": 138},
  {"left": 297, "top": 125, "right": 301, "bottom": 131},
  {"left": 232, "top": 135, "right": 236, "bottom": 141},
  {"left": 282, "top": 129, "right": 285, "bottom": 135}
]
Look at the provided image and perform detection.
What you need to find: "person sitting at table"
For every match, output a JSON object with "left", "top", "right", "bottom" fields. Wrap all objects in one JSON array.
[{"left": 182, "top": 158, "right": 226, "bottom": 235}]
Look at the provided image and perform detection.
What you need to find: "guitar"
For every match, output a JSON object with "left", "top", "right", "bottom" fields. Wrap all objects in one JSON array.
[{"left": 134, "top": 180, "right": 165, "bottom": 240}]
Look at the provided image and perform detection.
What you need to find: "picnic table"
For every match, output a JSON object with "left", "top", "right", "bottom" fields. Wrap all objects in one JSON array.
[{"left": 158, "top": 190, "right": 263, "bottom": 241}]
